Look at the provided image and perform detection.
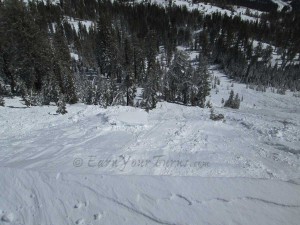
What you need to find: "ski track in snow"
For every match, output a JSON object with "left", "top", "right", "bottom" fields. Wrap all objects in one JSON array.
[
  {"left": 1, "top": 67, "right": 300, "bottom": 224},
  {"left": 1, "top": 168, "right": 300, "bottom": 225}
]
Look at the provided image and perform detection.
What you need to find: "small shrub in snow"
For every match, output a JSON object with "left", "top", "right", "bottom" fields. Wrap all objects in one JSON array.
[
  {"left": 293, "top": 92, "right": 300, "bottom": 98},
  {"left": 206, "top": 100, "right": 212, "bottom": 108},
  {"left": 0, "top": 96, "right": 4, "bottom": 106},
  {"left": 210, "top": 113, "right": 225, "bottom": 121},
  {"left": 23, "top": 95, "right": 31, "bottom": 107},
  {"left": 23, "top": 93, "right": 42, "bottom": 107},
  {"left": 248, "top": 84, "right": 255, "bottom": 90},
  {"left": 256, "top": 84, "right": 266, "bottom": 92},
  {"left": 0, "top": 84, "right": 6, "bottom": 96},
  {"left": 277, "top": 88, "right": 286, "bottom": 95},
  {"left": 210, "top": 108, "right": 224, "bottom": 121},
  {"left": 224, "top": 90, "right": 240, "bottom": 109},
  {"left": 56, "top": 95, "right": 67, "bottom": 114}
]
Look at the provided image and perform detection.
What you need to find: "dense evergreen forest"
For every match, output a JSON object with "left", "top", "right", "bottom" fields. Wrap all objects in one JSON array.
[{"left": 0, "top": 0, "right": 299, "bottom": 110}]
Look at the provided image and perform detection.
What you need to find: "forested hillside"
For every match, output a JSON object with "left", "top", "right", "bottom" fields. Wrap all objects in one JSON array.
[
  {"left": 1, "top": 1, "right": 300, "bottom": 224},
  {"left": 0, "top": 0, "right": 299, "bottom": 110}
]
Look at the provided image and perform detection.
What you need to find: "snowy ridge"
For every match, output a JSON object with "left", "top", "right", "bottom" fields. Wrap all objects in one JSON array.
[
  {"left": 23, "top": 0, "right": 60, "bottom": 4},
  {"left": 137, "top": 0, "right": 263, "bottom": 22}
]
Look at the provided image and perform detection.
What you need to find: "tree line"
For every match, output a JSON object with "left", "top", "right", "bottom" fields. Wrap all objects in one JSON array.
[{"left": 0, "top": 0, "right": 299, "bottom": 110}]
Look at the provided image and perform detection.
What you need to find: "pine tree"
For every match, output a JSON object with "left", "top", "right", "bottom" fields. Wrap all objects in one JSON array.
[
  {"left": 95, "top": 77, "right": 110, "bottom": 107},
  {"left": 224, "top": 90, "right": 234, "bottom": 108},
  {"left": 224, "top": 90, "right": 240, "bottom": 109},
  {"left": 53, "top": 24, "right": 78, "bottom": 104},
  {"left": 95, "top": 12, "right": 116, "bottom": 78},
  {"left": 96, "top": 77, "right": 124, "bottom": 107},
  {"left": 194, "top": 54, "right": 211, "bottom": 107},
  {"left": 145, "top": 30, "right": 158, "bottom": 83},
  {"left": 165, "top": 50, "right": 190, "bottom": 103},
  {"left": 56, "top": 95, "right": 67, "bottom": 114},
  {"left": 199, "top": 31, "right": 210, "bottom": 57},
  {"left": 132, "top": 35, "right": 145, "bottom": 84},
  {"left": 85, "top": 84, "right": 96, "bottom": 105},
  {"left": 110, "top": 79, "right": 126, "bottom": 106},
  {"left": 233, "top": 93, "right": 241, "bottom": 108},
  {"left": 181, "top": 66, "right": 193, "bottom": 105},
  {"left": 123, "top": 38, "right": 136, "bottom": 106},
  {"left": 0, "top": 96, "right": 4, "bottom": 107},
  {"left": 141, "top": 61, "right": 161, "bottom": 110},
  {"left": 0, "top": 0, "right": 53, "bottom": 95},
  {"left": 40, "top": 77, "right": 60, "bottom": 105}
]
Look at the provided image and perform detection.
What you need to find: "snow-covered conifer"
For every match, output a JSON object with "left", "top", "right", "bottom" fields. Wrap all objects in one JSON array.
[
  {"left": 56, "top": 95, "right": 67, "bottom": 114},
  {"left": 0, "top": 96, "right": 4, "bottom": 107}
]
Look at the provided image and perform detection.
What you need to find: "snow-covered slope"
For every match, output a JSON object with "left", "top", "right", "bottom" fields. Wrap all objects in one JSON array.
[
  {"left": 271, "top": 0, "right": 291, "bottom": 11},
  {"left": 137, "top": 0, "right": 263, "bottom": 22},
  {"left": 23, "top": 0, "right": 60, "bottom": 4},
  {"left": 1, "top": 167, "right": 300, "bottom": 225},
  {"left": 1, "top": 68, "right": 300, "bottom": 224},
  {"left": 1, "top": 68, "right": 299, "bottom": 178}
]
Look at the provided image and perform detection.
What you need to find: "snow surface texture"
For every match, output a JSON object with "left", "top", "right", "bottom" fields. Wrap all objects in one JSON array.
[
  {"left": 271, "top": 0, "right": 291, "bottom": 11},
  {"left": 1, "top": 68, "right": 300, "bottom": 224},
  {"left": 1, "top": 168, "right": 300, "bottom": 225}
]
